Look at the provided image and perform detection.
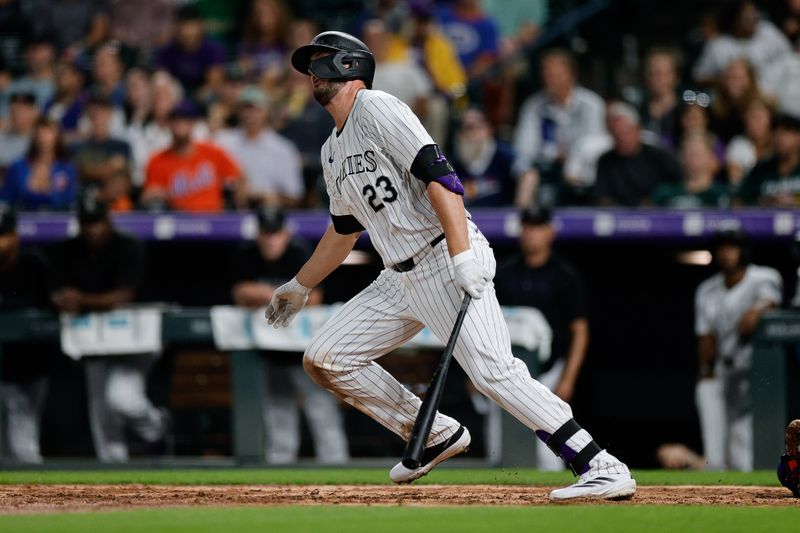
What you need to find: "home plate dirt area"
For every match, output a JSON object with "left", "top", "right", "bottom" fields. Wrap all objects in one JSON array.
[{"left": 0, "top": 484, "right": 796, "bottom": 513}]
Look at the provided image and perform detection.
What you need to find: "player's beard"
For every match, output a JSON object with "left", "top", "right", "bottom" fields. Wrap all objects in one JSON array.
[{"left": 313, "top": 79, "right": 346, "bottom": 106}]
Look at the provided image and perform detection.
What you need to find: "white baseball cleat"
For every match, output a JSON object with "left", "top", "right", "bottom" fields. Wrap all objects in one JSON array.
[
  {"left": 390, "top": 426, "right": 471, "bottom": 484},
  {"left": 549, "top": 472, "right": 637, "bottom": 501}
]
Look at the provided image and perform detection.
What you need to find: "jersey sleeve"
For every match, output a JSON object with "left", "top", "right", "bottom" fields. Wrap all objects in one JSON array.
[
  {"left": 754, "top": 268, "right": 783, "bottom": 306},
  {"left": 359, "top": 94, "right": 435, "bottom": 172},
  {"left": 694, "top": 284, "right": 713, "bottom": 336}
]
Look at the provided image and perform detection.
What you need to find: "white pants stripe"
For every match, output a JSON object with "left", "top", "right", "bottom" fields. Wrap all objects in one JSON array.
[{"left": 304, "top": 224, "right": 594, "bottom": 454}]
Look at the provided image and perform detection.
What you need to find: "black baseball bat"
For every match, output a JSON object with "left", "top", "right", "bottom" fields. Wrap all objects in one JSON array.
[{"left": 402, "top": 293, "right": 472, "bottom": 469}]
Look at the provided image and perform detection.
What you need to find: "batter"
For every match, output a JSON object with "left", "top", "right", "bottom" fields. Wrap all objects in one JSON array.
[{"left": 266, "top": 31, "right": 635, "bottom": 500}]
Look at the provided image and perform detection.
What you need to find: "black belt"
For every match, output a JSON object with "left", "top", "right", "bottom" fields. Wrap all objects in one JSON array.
[{"left": 391, "top": 234, "right": 445, "bottom": 273}]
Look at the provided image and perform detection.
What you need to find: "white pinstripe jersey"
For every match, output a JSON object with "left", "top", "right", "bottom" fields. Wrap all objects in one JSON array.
[{"left": 322, "top": 89, "right": 465, "bottom": 266}]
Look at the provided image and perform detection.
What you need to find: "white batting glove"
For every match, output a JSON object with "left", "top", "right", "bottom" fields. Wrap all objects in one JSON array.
[
  {"left": 452, "top": 248, "right": 491, "bottom": 299},
  {"left": 265, "top": 277, "right": 311, "bottom": 327}
]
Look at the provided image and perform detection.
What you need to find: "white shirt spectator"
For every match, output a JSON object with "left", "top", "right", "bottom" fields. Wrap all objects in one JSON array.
[
  {"left": 214, "top": 128, "right": 304, "bottom": 201},
  {"left": 693, "top": 20, "right": 792, "bottom": 82},
  {"left": 725, "top": 135, "right": 758, "bottom": 176},
  {"left": 372, "top": 60, "right": 434, "bottom": 109},
  {"left": 512, "top": 86, "right": 605, "bottom": 176},
  {"left": 563, "top": 132, "right": 612, "bottom": 187},
  {"left": 761, "top": 53, "right": 800, "bottom": 117}
]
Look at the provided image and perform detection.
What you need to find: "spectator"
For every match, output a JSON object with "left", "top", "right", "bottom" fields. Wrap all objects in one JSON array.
[
  {"left": 0, "top": 204, "right": 53, "bottom": 464},
  {"left": 237, "top": 0, "right": 290, "bottom": 81},
  {"left": 0, "top": 118, "right": 77, "bottom": 210},
  {"left": 31, "top": 0, "right": 102, "bottom": 50},
  {"left": 406, "top": 2, "right": 467, "bottom": 103},
  {"left": 769, "top": 0, "right": 800, "bottom": 49},
  {"left": 675, "top": 98, "right": 726, "bottom": 163},
  {"left": 693, "top": 0, "right": 792, "bottom": 84},
  {"left": 513, "top": 49, "right": 605, "bottom": 207},
  {"left": 436, "top": 0, "right": 500, "bottom": 78},
  {"left": 126, "top": 72, "right": 211, "bottom": 189},
  {"left": 71, "top": 93, "right": 133, "bottom": 211},
  {"left": 482, "top": 0, "right": 546, "bottom": 55},
  {"left": 51, "top": 193, "right": 169, "bottom": 463},
  {"left": 594, "top": 102, "right": 683, "bottom": 207},
  {"left": 694, "top": 229, "right": 782, "bottom": 471},
  {"left": 651, "top": 134, "right": 728, "bottom": 208},
  {"left": 2, "top": 38, "right": 56, "bottom": 117},
  {"left": 122, "top": 68, "right": 152, "bottom": 131},
  {"left": 0, "top": 0, "right": 33, "bottom": 74},
  {"left": 153, "top": 4, "right": 225, "bottom": 99},
  {"left": 45, "top": 60, "right": 87, "bottom": 141},
  {"left": 206, "top": 64, "right": 246, "bottom": 133},
  {"left": 639, "top": 48, "right": 681, "bottom": 148},
  {"left": 710, "top": 58, "right": 762, "bottom": 142},
  {"left": 107, "top": 0, "right": 175, "bottom": 51},
  {"left": 362, "top": 19, "right": 439, "bottom": 139},
  {"left": 726, "top": 96, "right": 775, "bottom": 186},
  {"left": 230, "top": 206, "right": 349, "bottom": 464},
  {"left": 143, "top": 100, "right": 245, "bottom": 212},
  {"left": 89, "top": 43, "right": 126, "bottom": 108},
  {"left": 736, "top": 113, "right": 800, "bottom": 206},
  {"left": 0, "top": 92, "right": 39, "bottom": 170},
  {"left": 494, "top": 206, "right": 589, "bottom": 470},
  {"left": 215, "top": 86, "right": 303, "bottom": 208},
  {"left": 450, "top": 107, "right": 515, "bottom": 207},
  {"left": 274, "top": 68, "right": 334, "bottom": 207}
]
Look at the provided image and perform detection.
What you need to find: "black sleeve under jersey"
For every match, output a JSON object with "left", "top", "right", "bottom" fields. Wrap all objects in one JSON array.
[{"left": 331, "top": 213, "right": 365, "bottom": 234}]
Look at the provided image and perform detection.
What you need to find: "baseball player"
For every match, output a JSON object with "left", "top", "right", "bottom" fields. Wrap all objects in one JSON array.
[
  {"left": 267, "top": 31, "right": 635, "bottom": 500},
  {"left": 695, "top": 229, "right": 782, "bottom": 471}
]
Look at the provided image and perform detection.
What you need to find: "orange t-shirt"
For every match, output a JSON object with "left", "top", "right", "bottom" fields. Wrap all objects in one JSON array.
[{"left": 144, "top": 142, "right": 241, "bottom": 212}]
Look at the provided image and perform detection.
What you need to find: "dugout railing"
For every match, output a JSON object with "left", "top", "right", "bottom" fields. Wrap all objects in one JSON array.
[{"left": 0, "top": 308, "right": 541, "bottom": 467}]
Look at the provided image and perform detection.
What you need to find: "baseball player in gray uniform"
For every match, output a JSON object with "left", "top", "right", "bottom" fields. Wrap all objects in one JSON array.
[
  {"left": 695, "top": 229, "right": 782, "bottom": 471},
  {"left": 266, "top": 31, "right": 635, "bottom": 500}
]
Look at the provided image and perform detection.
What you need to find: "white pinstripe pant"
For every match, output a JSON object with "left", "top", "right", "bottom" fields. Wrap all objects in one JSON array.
[{"left": 305, "top": 223, "right": 592, "bottom": 451}]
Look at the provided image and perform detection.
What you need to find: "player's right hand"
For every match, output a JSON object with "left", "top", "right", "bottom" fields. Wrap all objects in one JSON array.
[
  {"left": 452, "top": 248, "right": 491, "bottom": 299},
  {"left": 265, "top": 277, "right": 311, "bottom": 327}
]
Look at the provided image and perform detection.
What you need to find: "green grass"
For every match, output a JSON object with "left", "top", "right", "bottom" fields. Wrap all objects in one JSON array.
[
  {"left": 0, "top": 505, "right": 797, "bottom": 533},
  {"left": 0, "top": 468, "right": 777, "bottom": 486}
]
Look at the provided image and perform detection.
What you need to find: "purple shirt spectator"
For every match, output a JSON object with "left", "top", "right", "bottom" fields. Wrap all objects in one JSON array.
[{"left": 154, "top": 37, "right": 225, "bottom": 94}]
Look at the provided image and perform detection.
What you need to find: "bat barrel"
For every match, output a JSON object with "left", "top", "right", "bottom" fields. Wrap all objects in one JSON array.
[{"left": 401, "top": 294, "right": 471, "bottom": 470}]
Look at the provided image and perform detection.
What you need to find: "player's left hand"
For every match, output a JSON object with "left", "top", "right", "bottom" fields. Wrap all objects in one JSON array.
[
  {"left": 265, "top": 277, "right": 311, "bottom": 327},
  {"left": 452, "top": 248, "right": 491, "bottom": 299}
]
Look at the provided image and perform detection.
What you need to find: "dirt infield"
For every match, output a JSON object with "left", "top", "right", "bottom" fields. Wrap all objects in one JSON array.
[{"left": 0, "top": 484, "right": 797, "bottom": 513}]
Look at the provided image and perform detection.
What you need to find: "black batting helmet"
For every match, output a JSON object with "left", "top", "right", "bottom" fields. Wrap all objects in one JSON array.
[{"left": 291, "top": 31, "right": 375, "bottom": 89}]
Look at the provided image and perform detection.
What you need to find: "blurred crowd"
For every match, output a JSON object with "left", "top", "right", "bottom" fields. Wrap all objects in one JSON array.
[{"left": 0, "top": 0, "right": 798, "bottom": 214}]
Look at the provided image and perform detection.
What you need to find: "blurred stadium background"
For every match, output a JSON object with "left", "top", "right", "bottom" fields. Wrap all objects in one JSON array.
[{"left": 0, "top": 0, "right": 799, "bottom": 473}]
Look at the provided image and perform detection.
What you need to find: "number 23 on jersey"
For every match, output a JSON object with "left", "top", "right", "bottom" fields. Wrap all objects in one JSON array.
[{"left": 362, "top": 176, "right": 397, "bottom": 212}]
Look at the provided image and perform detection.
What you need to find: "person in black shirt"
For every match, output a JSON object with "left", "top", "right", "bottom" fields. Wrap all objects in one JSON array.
[
  {"left": 231, "top": 207, "right": 348, "bottom": 464},
  {"left": 51, "top": 193, "right": 167, "bottom": 462},
  {"left": 0, "top": 204, "right": 52, "bottom": 463},
  {"left": 594, "top": 102, "right": 683, "bottom": 206},
  {"left": 495, "top": 206, "right": 589, "bottom": 470},
  {"left": 736, "top": 113, "right": 800, "bottom": 207}
]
